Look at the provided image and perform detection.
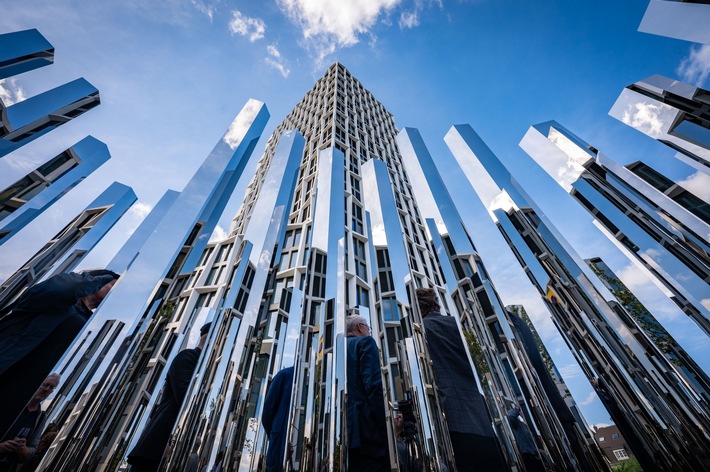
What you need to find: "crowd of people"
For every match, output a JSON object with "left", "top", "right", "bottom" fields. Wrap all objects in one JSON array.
[{"left": 0, "top": 271, "right": 555, "bottom": 471}]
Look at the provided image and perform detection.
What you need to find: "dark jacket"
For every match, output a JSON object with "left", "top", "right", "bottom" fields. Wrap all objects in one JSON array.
[
  {"left": 262, "top": 367, "right": 294, "bottom": 437},
  {"left": 422, "top": 312, "right": 494, "bottom": 437},
  {"left": 506, "top": 407, "right": 537, "bottom": 455},
  {"left": 128, "top": 347, "right": 201, "bottom": 463},
  {"left": 0, "top": 272, "right": 116, "bottom": 437},
  {"left": 262, "top": 366, "right": 294, "bottom": 472},
  {"left": 0, "top": 272, "right": 116, "bottom": 375},
  {"left": 346, "top": 335, "right": 387, "bottom": 457},
  {"left": 0, "top": 409, "right": 46, "bottom": 470}
]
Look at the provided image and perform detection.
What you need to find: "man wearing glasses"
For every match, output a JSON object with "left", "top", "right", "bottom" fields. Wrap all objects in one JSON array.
[
  {"left": 0, "top": 373, "right": 59, "bottom": 471},
  {"left": 345, "top": 314, "right": 390, "bottom": 472}
]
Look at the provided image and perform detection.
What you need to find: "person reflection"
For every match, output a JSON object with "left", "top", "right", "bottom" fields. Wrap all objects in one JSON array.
[
  {"left": 0, "top": 270, "right": 119, "bottom": 437},
  {"left": 186, "top": 437, "right": 201, "bottom": 472},
  {"left": 0, "top": 373, "right": 60, "bottom": 472},
  {"left": 415, "top": 288, "right": 506, "bottom": 472},
  {"left": 345, "top": 315, "right": 390, "bottom": 472},
  {"left": 262, "top": 366, "right": 294, "bottom": 472},
  {"left": 20, "top": 421, "right": 59, "bottom": 472},
  {"left": 506, "top": 405, "right": 545, "bottom": 472},
  {"left": 127, "top": 322, "right": 212, "bottom": 472}
]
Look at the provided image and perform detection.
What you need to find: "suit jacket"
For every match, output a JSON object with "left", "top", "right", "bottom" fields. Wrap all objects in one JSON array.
[
  {"left": 0, "top": 272, "right": 116, "bottom": 376},
  {"left": 346, "top": 335, "right": 387, "bottom": 457},
  {"left": 0, "top": 272, "right": 115, "bottom": 438},
  {"left": 422, "top": 312, "right": 494, "bottom": 437},
  {"left": 128, "top": 347, "right": 201, "bottom": 462},
  {"left": 262, "top": 366, "right": 294, "bottom": 437}
]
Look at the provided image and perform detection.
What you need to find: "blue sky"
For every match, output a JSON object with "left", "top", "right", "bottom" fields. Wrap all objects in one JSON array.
[{"left": 1, "top": 0, "right": 708, "bottom": 427}]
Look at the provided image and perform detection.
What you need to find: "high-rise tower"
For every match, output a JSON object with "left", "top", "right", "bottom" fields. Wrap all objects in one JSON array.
[{"left": 36, "top": 65, "right": 605, "bottom": 472}]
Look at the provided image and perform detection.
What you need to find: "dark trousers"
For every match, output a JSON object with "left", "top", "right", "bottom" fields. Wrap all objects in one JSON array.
[
  {"left": 127, "top": 456, "right": 160, "bottom": 472},
  {"left": 348, "top": 448, "right": 390, "bottom": 472},
  {"left": 450, "top": 432, "right": 507, "bottom": 472},
  {"left": 522, "top": 453, "right": 546, "bottom": 472},
  {"left": 266, "top": 431, "right": 286, "bottom": 472}
]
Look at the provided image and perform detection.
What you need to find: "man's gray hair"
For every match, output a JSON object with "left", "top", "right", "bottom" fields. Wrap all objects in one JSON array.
[
  {"left": 346, "top": 314, "right": 369, "bottom": 333},
  {"left": 47, "top": 372, "right": 61, "bottom": 381}
]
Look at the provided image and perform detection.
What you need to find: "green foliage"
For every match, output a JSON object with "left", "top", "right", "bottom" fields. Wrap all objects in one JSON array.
[
  {"left": 463, "top": 328, "right": 489, "bottom": 379},
  {"left": 612, "top": 457, "right": 642, "bottom": 472},
  {"left": 517, "top": 306, "right": 556, "bottom": 379},
  {"left": 588, "top": 262, "right": 679, "bottom": 365}
]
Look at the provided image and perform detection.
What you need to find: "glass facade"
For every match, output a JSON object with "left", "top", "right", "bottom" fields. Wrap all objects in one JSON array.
[
  {"left": 445, "top": 123, "right": 710, "bottom": 471},
  {"left": 0, "top": 78, "right": 100, "bottom": 158},
  {"left": 520, "top": 120, "right": 710, "bottom": 337},
  {"left": 587, "top": 256, "right": 710, "bottom": 404},
  {"left": 0, "top": 181, "right": 136, "bottom": 308},
  {"left": 0, "top": 136, "right": 111, "bottom": 244},
  {"left": 0, "top": 29, "right": 54, "bottom": 79},
  {"left": 32, "top": 63, "right": 596, "bottom": 472},
  {"left": 638, "top": 0, "right": 710, "bottom": 44},
  {"left": 398, "top": 127, "right": 609, "bottom": 471},
  {"left": 34, "top": 100, "right": 269, "bottom": 471},
  {"left": 609, "top": 75, "right": 710, "bottom": 173},
  {"left": 27, "top": 63, "right": 710, "bottom": 472}
]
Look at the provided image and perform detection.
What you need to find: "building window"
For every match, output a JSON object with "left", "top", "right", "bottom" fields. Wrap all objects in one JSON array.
[
  {"left": 356, "top": 285, "right": 369, "bottom": 308},
  {"left": 613, "top": 449, "right": 629, "bottom": 460},
  {"left": 598, "top": 437, "right": 605, "bottom": 442},
  {"left": 353, "top": 238, "right": 368, "bottom": 281},
  {"left": 351, "top": 202, "right": 364, "bottom": 234},
  {"left": 350, "top": 175, "right": 361, "bottom": 201},
  {"left": 612, "top": 433, "right": 619, "bottom": 439}
]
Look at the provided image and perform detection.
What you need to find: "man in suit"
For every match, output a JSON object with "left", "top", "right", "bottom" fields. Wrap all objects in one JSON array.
[
  {"left": 262, "top": 366, "right": 294, "bottom": 472},
  {"left": 416, "top": 288, "right": 506, "bottom": 472},
  {"left": 0, "top": 270, "right": 119, "bottom": 438},
  {"left": 345, "top": 314, "right": 390, "bottom": 472},
  {"left": 0, "top": 373, "right": 59, "bottom": 471},
  {"left": 127, "top": 322, "right": 212, "bottom": 472}
]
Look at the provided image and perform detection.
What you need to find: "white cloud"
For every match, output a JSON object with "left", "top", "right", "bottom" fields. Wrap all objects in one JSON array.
[
  {"left": 399, "top": 0, "right": 443, "bottom": 30},
  {"left": 488, "top": 190, "right": 516, "bottom": 214},
  {"left": 267, "top": 44, "right": 281, "bottom": 59},
  {"left": 621, "top": 101, "right": 673, "bottom": 139},
  {"left": 558, "top": 363, "right": 582, "bottom": 380},
  {"left": 399, "top": 10, "right": 419, "bottom": 28},
  {"left": 124, "top": 202, "right": 153, "bottom": 233},
  {"left": 702, "top": 299, "right": 710, "bottom": 311},
  {"left": 229, "top": 10, "right": 266, "bottom": 42},
  {"left": 209, "top": 224, "right": 228, "bottom": 242},
  {"left": 677, "top": 44, "right": 710, "bottom": 87},
  {"left": 191, "top": 0, "right": 216, "bottom": 21},
  {"left": 0, "top": 78, "right": 26, "bottom": 106},
  {"left": 265, "top": 58, "right": 291, "bottom": 78},
  {"left": 222, "top": 99, "right": 264, "bottom": 149},
  {"left": 277, "top": 0, "right": 400, "bottom": 63},
  {"left": 579, "top": 391, "right": 598, "bottom": 406},
  {"left": 615, "top": 262, "right": 654, "bottom": 293},
  {"left": 678, "top": 171, "right": 710, "bottom": 201},
  {"left": 265, "top": 44, "right": 290, "bottom": 78}
]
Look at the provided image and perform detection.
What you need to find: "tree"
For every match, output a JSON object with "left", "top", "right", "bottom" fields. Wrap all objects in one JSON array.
[{"left": 612, "top": 457, "right": 642, "bottom": 472}]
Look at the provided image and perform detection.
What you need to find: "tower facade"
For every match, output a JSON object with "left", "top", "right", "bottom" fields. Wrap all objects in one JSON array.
[{"left": 161, "top": 63, "right": 464, "bottom": 472}]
